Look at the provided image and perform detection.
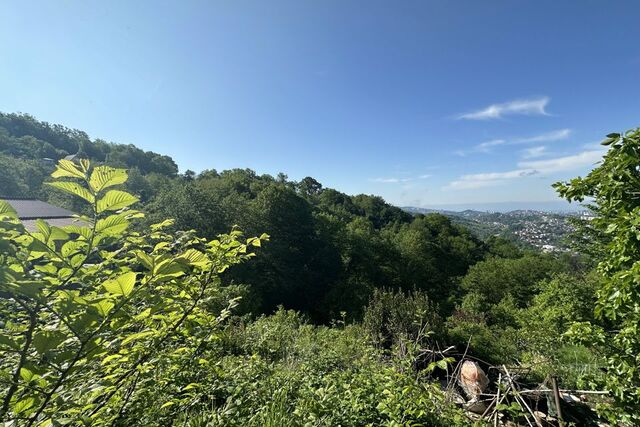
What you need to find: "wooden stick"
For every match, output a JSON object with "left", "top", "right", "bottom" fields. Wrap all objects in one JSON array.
[
  {"left": 551, "top": 376, "right": 564, "bottom": 427},
  {"left": 519, "top": 388, "right": 609, "bottom": 395},
  {"left": 502, "top": 365, "right": 541, "bottom": 427},
  {"left": 493, "top": 373, "right": 501, "bottom": 427}
]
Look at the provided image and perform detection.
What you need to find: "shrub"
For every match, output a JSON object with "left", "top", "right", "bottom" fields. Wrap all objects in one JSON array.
[
  {"left": 0, "top": 160, "right": 266, "bottom": 425},
  {"left": 362, "top": 288, "right": 443, "bottom": 351}
]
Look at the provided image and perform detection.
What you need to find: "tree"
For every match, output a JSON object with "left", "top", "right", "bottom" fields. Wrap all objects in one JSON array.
[
  {"left": 460, "top": 253, "right": 564, "bottom": 314},
  {"left": 554, "top": 127, "right": 640, "bottom": 423},
  {"left": 297, "top": 176, "right": 323, "bottom": 196}
]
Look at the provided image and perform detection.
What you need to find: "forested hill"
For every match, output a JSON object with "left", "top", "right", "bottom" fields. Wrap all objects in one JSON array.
[
  {"left": 0, "top": 112, "right": 577, "bottom": 323},
  {"left": 0, "top": 112, "right": 178, "bottom": 197}
]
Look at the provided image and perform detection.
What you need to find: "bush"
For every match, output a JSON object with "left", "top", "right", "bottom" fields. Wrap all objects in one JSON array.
[
  {"left": 362, "top": 288, "right": 443, "bottom": 351},
  {"left": 0, "top": 160, "right": 266, "bottom": 425},
  {"left": 175, "top": 309, "right": 472, "bottom": 427}
]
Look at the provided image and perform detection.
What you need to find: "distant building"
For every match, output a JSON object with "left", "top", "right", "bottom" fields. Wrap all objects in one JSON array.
[{"left": 0, "top": 198, "right": 77, "bottom": 231}]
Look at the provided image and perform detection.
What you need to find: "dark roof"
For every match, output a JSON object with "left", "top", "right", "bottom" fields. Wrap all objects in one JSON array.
[{"left": 1, "top": 198, "right": 75, "bottom": 220}]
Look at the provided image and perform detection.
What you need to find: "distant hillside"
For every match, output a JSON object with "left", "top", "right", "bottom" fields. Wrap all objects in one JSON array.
[{"left": 406, "top": 200, "right": 581, "bottom": 212}]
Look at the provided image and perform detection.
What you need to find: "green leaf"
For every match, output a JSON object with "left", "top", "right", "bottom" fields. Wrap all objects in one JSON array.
[
  {"left": 180, "top": 249, "right": 209, "bottom": 267},
  {"left": 35, "top": 219, "right": 51, "bottom": 242},
  {"left": 93, "top": 300, "right": 115, "bottom": 317},
  {"left": 0, "top": 200, "right": 18, "bottom": 218},
  {"left": 150, "top": 219, "right": 175, "bottom": 230},
  {"left": 121, "top": 330, "right": 156, "bottom": 346},
  {"left": 51, "top": 159, "right": 85, "bottom": 179},
  {"left": 96, "top": 214, "right": 130, "bottom": 235},
  {"left": 135, "top": 251, "right": 153, "bottom": 270},
  {"left": 153, "top": 258, "right": 186, "bottom": 278},
  {"left": 436, "top": 359, "right": 450, "bottom": 370},
  {"left": 33, "top": 331, "right": 67, "bottom": 354},
  {"left": 47, "top": 181, "right": 95, "bottom": 203},
  {"left": 20, "top": 367, "right": 35, "bottom": 383},
  {"left": 89, "top": 166, "right": 128, "bottom": 192},
  {"left": 14, "top": 396, "right": 36, "bottom": 414},
  {"left": 49, "top": 226, "right": 70, "bottom": 241},
  {"left": 61, "top": 240, "right": 85, "bottom": 258},
  {"left": 0, "top": 334, "right": 19, "bottom": 350},
  {"left": 63, "top": 225, "right": 93, "bottom": 240},
  {"left": 97, "top": 190, "right": 138, "bottom": 213},
  {"left": 102, "top": 272, "right": 136, "bottom": 297}
]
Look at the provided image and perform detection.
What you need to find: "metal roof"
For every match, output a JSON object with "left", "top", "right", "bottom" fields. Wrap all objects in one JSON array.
[{"left": 1, "top": 198, "right": 75, "bottom": 220}]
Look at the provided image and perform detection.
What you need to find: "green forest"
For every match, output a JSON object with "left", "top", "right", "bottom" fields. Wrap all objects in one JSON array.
[{"left": 1, "top": 113, "right": 639, "bottom": 426}]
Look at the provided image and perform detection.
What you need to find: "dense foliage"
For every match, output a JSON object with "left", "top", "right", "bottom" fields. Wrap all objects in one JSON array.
[
  {"left": 0, "top": 160, "right": 267, "bottom": 424},
  {"left": 554, "top": 127, "right": 640, "bottom": 423},
  {"left": 0, "top": 112, "right": 486, "bottom": 321},
  {"left": 0, "top": 161, "right": 471, "bottom": 426},
  {"left": 3, "top": 112, "right": 638, "bottom": 424}
]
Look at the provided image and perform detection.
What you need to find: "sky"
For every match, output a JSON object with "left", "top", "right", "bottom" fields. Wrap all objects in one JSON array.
[{"left": 1, "top": 1, "right": 639, "bottom": 210}]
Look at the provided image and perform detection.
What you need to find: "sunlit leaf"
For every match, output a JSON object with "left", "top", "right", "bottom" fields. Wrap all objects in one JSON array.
[
  {"left": 96, "top": 214, "right": 129, "bottom": 235},
  {"left": 51, "top": 159, "right": 85, "bottom": 179},
  {"left": 20, "top": 367, "right": 35, "bottom": 382},
  {"left": 14, "top": 397, "right": 36, "bottom": 414},
  {"left": 0, "top": 200, "right": 18, "bottom": 218},
  {"left": 89, "top": 166, "right": 128, "bottom": 192},
  {"left": 102, "top": 272, "right": 136, "bottom": 297},
  {"left": 47, "top": 181, "right": 95, "bottom": 203},
  {"left": 97, "top": 190, "right": 138, "bottom": 213},
  {"left": 93, "top": 300, "right": 115, "bottom": 317}
]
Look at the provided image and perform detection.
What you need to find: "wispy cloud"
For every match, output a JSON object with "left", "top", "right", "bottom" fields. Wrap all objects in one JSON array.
[
  {"left": 370, "top": 177, "right": 412, "bottom": 183},
  {"left": 457, "top": 96, "right": 550, "bottom": 120},
  {"left": 513, "top": 128, "right": 571, "bottom": 144},
  {"left": 521, "top": 146, "right": 547, "bottom": 159},
  {"left": 455, "top": 129, "right": 570, "bottom": 156},
  {"left": 455, "top": 139, "right": 506, "bottom": 156},
  {"left": 446, "top": 148, "right": 606, "bottom": 191},
  {"left": 370, "top": 174, "right": 432, "bottom": 184},
  {"left": 445, "top": 169, "right": 538, "bottom": 190},
  {"left": 518, "top": 149, "right": 604, "bottom": 173}
]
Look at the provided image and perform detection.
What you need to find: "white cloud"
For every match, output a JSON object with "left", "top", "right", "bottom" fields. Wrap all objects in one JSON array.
[
  {"left": 476, "top": 139, "right": 507, "bottom": 151},
  {"left": 371, "top": 174, "right": 432, "bottom": 183},
  {"left": 518, "top": 149, "right": 604, "bottom": 173},
  {"left": 445, "top": 148, "right": 607, "bottom": 191},
  {"left": 513, "top": 128, "right": 571, "bottom": 144},
  {"left": 370, "top": 177, "right": 412, "bottom": 183},
  {"left": 521, "top": 146, "right": 547, "bottom": 159},
  {"left": 458, "top": 96, "right": 550, "bottom": 120},
  {"left": 445, "top": 169, "right": 537, "bottom": 190},
  {"left": 455, "top": 129, "right": 570, "bottom": 156},
  {"left": 461, "top": 169, "right": 538, "bottom": 181},
  {"left": 455, "top": 139, "right": 506, "bottom": 156},
  {"left": 445, "top": 180, "right": 505, "bottom": 190}
]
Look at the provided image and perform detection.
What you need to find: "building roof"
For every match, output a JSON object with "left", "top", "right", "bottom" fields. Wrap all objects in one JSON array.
[
  {"left": 1, "top": 198, "right": 75, "bottom": 219},
  {"left": 1, "top": 198, "right": 80, "bottom": 231}
]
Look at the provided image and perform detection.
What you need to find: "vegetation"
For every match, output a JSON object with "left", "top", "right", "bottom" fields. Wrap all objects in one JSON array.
[
  {"left": 0, "top": 161, "right": 468, "bottom": 426},
  {"left": 0, "top": 113, "right": 638, "bottom": 424},
  {"left": 554, "top": 127, "right": 640, "bottom": 424}
]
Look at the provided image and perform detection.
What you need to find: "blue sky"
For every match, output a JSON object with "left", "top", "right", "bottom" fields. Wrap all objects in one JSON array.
[{"left": 1, "top": 1, "right": 639, "bottom": 209}]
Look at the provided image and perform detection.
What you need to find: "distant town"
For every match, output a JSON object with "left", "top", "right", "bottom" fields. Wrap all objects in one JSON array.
[{"left": 403, "top": 207, "right": 596, "bottom": 251}]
